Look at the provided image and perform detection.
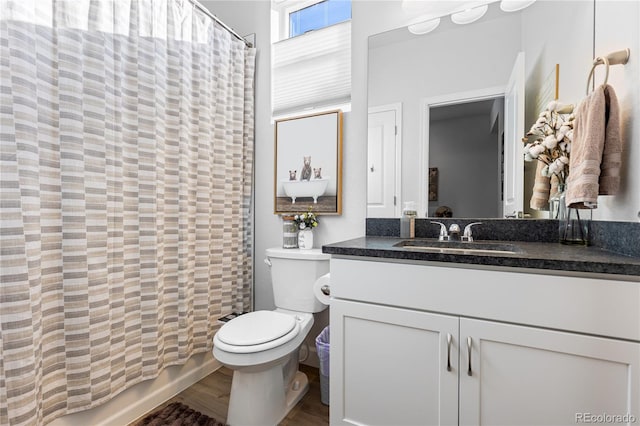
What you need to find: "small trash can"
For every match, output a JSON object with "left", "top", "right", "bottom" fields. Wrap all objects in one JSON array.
[{"left": 315, "top": 326, "right": 330, "bottom": 405}]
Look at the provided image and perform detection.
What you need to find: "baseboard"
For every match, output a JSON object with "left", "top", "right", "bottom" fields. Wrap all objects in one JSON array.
[{"left": 49, "top": 352, "right": 222, "bottom": 426}]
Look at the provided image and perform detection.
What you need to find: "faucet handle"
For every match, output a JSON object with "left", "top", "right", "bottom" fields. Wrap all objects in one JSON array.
[
  {"left": 430, "top": 221, "right": 448, "bottom": 241},
  {"left": 462, "top": 222, "right": 483, "bottom": 242}
]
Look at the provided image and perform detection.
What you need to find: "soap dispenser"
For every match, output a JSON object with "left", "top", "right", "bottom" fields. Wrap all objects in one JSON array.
[{"left": 400, "top": 201, "right": 417, "bottom": 238}]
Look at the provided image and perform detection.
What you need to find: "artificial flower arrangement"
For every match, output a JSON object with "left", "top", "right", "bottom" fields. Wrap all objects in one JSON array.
[
  {"left": 293, "top": 206, "right": 318, "bottom": 231},
  {"left": 523, "top": 100, "right": 575, "bottom": 184}
]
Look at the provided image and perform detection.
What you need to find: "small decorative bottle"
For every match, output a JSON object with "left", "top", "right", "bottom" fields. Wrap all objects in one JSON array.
[{"left": 400, "top": 201, "right": 417, "bottom": 238}]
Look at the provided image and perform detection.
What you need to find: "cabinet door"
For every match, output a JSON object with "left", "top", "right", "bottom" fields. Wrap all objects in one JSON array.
[
  {"left": 330, "top": 299, "right": 458, "bottom": 426},
  {"left": 460, "top": 318, "right": 640, "bottom": 426}
]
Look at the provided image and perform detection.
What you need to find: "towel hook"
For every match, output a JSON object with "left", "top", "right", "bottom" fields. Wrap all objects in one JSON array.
[{"left": 586, "top": 48, "right": 630, "bottom": 94}]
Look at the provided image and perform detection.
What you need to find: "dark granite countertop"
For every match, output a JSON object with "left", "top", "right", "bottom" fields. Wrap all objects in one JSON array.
[{"left": 323, "top": 236, "right": 640, "bottom": 278}]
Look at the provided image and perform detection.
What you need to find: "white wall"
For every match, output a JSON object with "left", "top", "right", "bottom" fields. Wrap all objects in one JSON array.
[{"left": 593, "top": 0, "right": 640, "bottom": 222}]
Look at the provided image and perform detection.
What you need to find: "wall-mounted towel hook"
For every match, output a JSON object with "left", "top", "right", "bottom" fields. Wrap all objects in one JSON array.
[{"left": 586, "top": 48, "right": 630, "bottom": 94}]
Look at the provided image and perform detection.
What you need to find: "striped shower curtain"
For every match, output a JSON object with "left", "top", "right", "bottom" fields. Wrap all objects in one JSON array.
[{"left": 0, "top": 1, "right": 255, "bottom": 424}]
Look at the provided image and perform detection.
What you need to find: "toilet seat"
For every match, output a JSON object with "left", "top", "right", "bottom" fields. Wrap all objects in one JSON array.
[{"left": 215, "top": 311, "right": 301, "bottom": 354}]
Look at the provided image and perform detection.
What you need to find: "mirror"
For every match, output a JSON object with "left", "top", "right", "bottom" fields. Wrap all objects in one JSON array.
[{"left": 367, "top": 1, "right": 595, "bottom": 219}]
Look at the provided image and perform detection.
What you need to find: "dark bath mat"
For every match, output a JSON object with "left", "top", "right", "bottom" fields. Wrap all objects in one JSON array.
[{"left": 135, "top": 402, "right": 226, "bottom": 426}]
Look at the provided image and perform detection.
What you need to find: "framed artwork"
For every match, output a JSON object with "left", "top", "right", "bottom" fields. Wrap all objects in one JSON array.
[
  {"left": 428, "top": 167, "right": 438, "bottom": 201},
  {"left": 274, "top": 110, "right": 343, "bottom": 215}
]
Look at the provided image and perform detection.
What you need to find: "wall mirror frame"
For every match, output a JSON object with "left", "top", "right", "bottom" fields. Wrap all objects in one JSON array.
[
  {"left": 274, "top": 110, "right": 343, "bottom": 215},
  {"left": 366, "top": 0, "right": 602, "bottom": 220}
]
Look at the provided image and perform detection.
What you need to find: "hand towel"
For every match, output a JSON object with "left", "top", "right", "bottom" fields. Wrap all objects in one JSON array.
[
  {"left": 566, "top": 84, "right": 622, "bottom": 208},
  {"left": 529, "top": 160, "right": 551, "bottom": 210},
  {"left": 599, "top": 85, "right": 622, "bottom": 194}
]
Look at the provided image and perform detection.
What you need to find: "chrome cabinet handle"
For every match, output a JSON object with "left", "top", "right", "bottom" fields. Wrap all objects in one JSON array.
[
  {"left": 467, "top": 336, "right": 472, "bottom": 376},
  {"left": 446, "top": 333, "right": 452, "bottom": 372},
  {"left": 320, "top": 285, "right": 330, "bottom": 296}
]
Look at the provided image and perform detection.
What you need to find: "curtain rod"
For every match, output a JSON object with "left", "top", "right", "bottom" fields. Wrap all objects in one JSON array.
[{"left": 189, "top": 0, "right": 253, "bottom": 48}]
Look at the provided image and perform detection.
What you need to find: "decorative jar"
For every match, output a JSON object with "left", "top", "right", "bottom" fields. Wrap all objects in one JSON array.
[
  {"left": 297, "top": 228, "right": 314, "bottom": 250},
  {"left": 282, "top": 217, "right": 298, "bottom": 248}
]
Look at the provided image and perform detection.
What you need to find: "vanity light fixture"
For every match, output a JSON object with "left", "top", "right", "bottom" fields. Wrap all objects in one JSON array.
[
  {"left": 408, "top": 17, "right": 441, "bottom": 35},
  {"left": 451, "top": 4, "right": 489, "bottom": 25},
  {"left": 499, "top": 0, "right": 536, "bottom": 12}
]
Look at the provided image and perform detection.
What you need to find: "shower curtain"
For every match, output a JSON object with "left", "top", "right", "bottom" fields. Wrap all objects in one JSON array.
[{"left": 0, "top": 1, "right": 255, "bottom": 424}]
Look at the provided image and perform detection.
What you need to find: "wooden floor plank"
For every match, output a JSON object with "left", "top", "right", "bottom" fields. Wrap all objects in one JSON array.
[{"left": 132, "top": 364, "right": 328, "bottom": 425}]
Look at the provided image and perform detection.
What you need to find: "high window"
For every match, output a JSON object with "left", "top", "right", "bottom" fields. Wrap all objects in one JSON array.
[
  {"left": 272, "top": 0, "right": 351, "bottom": 118},
  {"left": 289, "top": 0, "right": 351, "bottom": 38}
]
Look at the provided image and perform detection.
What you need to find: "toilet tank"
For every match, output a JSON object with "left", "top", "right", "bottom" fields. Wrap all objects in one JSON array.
[{"left": 266, "top": 247, "right": 330, "bottom": 313}]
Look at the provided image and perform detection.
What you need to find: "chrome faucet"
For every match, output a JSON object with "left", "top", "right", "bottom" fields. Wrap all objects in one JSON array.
[
  {"left": 431, "top": 221, "right": 449, "bottom": 241},
  {"left": 431, "top": 221, "right": 482, "bottom": 242},
  {"left": 462, "top": 222, "right": 482, "bottom": 242},
  {"left": 431, "top": 221, "right": 461, "bottom": 241}
]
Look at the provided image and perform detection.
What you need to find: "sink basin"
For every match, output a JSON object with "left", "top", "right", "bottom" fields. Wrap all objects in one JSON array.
[{"left": 393, "top": 240, "right": 522, "bottom": 255}]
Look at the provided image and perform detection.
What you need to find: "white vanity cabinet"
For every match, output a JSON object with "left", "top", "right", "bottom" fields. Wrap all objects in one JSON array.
[
  {"left": 329, "top": 258, "right": 640, "bottom": 426},
  {"left": 459, "top": 318, "right": 639, "bottom": 426},
  {"left": 331, "top": 299, "right": 459, "bottom": 425}
]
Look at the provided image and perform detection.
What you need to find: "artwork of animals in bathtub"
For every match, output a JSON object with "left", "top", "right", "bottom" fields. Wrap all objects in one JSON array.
[
  {"left": 274, "top": 110, "right": 342, "bottom": 214},
  {"left": 281, "top": 156, "right": 329, "bottom": 204}
]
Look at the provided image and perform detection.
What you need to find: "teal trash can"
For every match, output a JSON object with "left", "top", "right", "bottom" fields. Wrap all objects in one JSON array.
[{"left": 315, "top": 326, "right": 330, "bottom": 405}]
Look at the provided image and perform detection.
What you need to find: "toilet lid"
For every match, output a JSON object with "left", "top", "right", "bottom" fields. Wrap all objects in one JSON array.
[{"left": 216, "top": 311, "right": 297, "bottom": 346}]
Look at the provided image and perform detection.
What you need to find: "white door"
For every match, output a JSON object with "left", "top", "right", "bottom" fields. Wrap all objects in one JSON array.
[
  {"left": 367, "top": 105, "right": 401, "bottom": 217},
  {"left": 460, "top": 318, "right": 640, "bottom": 426},
  {"left": 331, "top": 299, "right": 459, "bottom": 425},
  {"left": 503, "top": 52, "right": 525, "bottom": 218}
]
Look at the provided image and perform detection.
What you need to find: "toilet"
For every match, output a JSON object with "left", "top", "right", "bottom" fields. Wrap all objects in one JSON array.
[{"left": 212, "top": 247, "right": 330, "bottom": 425}]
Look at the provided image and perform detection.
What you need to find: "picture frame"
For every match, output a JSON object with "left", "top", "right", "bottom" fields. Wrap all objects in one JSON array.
[
  {"left": 428, "top": 167, "right": 438, "bottom": 201},
  {"left": 274, "top": 110, "right": 343, "bottom": 215}
]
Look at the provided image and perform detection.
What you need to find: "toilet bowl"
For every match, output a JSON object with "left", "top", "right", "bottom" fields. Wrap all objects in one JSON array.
[{"left": 212, "top": 248, "right": 330, "bottom": 426}]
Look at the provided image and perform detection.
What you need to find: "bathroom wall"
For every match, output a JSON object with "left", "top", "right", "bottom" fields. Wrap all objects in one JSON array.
[{"left": 593, "top": 0, "right": 639, "bottom": 222}]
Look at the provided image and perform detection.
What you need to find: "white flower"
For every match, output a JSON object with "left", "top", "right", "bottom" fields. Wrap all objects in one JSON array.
[
  {"left": 530, "top": 144, "right": 546, "bottom": 158},
  {"left": 294, "top": 215, "right": 299, "bottom": 220},
  {"left": 299, "top": 222, "right": 306, "bottom": 230},
  {"left": 543, "top": 135, "right": 558, "bottom": 149},
  {"left": 547, "top": 100, "right": 558, "bottom": 111}
]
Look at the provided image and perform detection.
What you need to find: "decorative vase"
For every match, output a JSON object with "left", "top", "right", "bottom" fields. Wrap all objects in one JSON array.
[
  {"left": 297, "top": 228, "right": 314, "bottom": 250},
  {"left": 557, "top": 184, "right": 590, "bottom": 245}
]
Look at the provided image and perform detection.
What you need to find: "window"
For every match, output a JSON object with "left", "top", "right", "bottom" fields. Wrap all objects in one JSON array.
[
  {"left": 289, "top": 0, "right": 351, "bottom": 38},
  {"left": 272, "top": 0, "right": 351, "bottom": 117}
]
